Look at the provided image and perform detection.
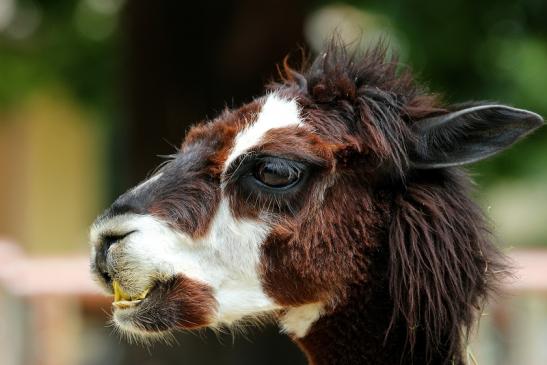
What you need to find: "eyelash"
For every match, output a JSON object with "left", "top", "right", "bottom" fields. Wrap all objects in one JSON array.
[
  {"left": 253, "top": 159, "right": 302, "bottom": 189},
  {"left": 225, "top": 155, "right": 308, "bottom": 193},
  {"left": 221, "top": 154, "right": 318, "bottom": 216}
]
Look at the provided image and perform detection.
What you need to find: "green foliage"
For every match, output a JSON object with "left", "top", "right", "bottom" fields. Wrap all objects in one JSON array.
[{"left": 0, "top": 0, "right": 120, "bottom": 112}]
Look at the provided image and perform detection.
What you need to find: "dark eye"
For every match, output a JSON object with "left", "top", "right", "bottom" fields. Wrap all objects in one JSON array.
[{"left": 254, "top": 160, "right": 301, "bottom": 188}]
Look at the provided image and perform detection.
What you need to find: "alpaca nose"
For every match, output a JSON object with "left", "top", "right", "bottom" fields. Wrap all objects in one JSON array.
[{"left": 95, "top": 231, "right": 135, "bottom": 284}]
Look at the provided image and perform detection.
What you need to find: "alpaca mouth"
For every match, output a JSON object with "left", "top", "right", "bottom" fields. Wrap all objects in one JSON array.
[
  {"left": 110, "top": 278, "right": 178, "bottom": 335},
  {"left": 110, "top": 275, "right": 216, "bottom": 335},
  {"left": 112, "top": 280, "right": 151, "bottom": 310}
]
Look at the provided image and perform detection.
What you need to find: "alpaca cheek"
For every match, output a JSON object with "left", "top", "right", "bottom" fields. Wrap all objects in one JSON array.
[
  {"left": 259, "top": 227, "right": 351, "bottom": 307},
  {"left": 259, "top": 255, "right": 330, "bottom": 306},
  {"left": 190, "top": 198, "right": 283, "bottom": 324}
]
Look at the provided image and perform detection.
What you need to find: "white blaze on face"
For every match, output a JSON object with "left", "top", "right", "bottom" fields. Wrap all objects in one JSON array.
[{"left": 224, "top": 93, "right": 302, "bottom": 169}]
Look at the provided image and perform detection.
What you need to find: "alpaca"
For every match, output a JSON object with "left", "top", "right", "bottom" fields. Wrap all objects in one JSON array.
[{"left": 89, "top": 43, "right": 544, "bottom": 364}]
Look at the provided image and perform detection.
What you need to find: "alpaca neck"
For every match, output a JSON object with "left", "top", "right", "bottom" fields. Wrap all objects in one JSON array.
[{"left": 293, "top": 255, "right": 462, "bottom": 365}]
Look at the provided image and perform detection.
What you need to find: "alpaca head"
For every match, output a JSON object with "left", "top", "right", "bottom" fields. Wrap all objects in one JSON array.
[{"left": 89, "top": 44, "right": 543, "bottom": 357}]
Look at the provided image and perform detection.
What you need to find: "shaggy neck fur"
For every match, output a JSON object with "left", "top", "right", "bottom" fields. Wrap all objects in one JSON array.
[
  {"left": 297, "top": 275, "right": 434, "bottom": 365},
  {"left": 296, "top": 255, "right": 460, "bottom": 365},
  {"left": 290, "top": 169, "right": 505, "bottom": 365}
]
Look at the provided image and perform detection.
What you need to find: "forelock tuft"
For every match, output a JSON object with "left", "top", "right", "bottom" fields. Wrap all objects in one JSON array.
[{"left": 271, "top": 39, "right": 446, "bottom": 178}]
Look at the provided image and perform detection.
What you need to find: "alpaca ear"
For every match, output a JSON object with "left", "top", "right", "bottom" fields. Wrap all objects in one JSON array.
[{"left": 410, "top": 104, "right": 544, "bottom": 169}]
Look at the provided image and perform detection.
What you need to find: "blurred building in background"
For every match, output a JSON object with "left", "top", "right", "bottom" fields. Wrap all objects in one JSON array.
[{"left": 0, "top": 0, "right": 546, "bottom": 364}]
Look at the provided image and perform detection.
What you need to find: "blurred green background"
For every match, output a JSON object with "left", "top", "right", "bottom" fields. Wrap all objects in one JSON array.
[
  {"left": 0, "top": 1, "right": 546, "bottom": 365},
  {"left": 2, "top": 0, "right": 546, "bottom": 248}
]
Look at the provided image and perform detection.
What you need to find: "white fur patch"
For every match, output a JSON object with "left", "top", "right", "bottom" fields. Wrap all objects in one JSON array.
[
  {"left": 196, "top": 199, "right": 281, "bottom": 324},
  {"left": 90, "top": 198, "right": 281, "bottom": 327},
  {"left": 280, "top": 303, "right": 324, "bottom": 338},
  {"left": 224, "top": 93, "right": 302, "bottom": 169}
]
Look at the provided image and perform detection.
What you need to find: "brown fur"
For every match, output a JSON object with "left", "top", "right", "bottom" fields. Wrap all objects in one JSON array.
[
  {"left": 130, "top": 274, "right": 216, "bottom": 332},
  {"left": 95, "top": 40, "right": 522, "bottom": 364},
  {"left": 254, "top": 43, "right": 508, "bottom": 364}
]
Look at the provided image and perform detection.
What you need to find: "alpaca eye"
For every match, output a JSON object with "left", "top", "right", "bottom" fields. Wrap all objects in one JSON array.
[{"left": 254, "top": 160, "right": 301, "bottom": 188}]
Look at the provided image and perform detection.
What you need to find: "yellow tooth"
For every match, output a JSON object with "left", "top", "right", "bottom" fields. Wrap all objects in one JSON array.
[
  {"left": 113, "top": 281, "right": 131, "bottom": 301},
  {"left": 113, "top": 280, "right": 150, "bottom": 305},
  {"left": 113, "top": 281, "right": 122, "bottom": 302}
]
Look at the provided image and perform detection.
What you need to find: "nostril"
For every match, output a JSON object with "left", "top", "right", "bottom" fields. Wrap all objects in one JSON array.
[
  {"left": 95, "top": 231, "right": 135, "bottom": 284},
  {"left": 101, "top": 234, "right": 121, "bottom": 256},
  {"left": 100, "top": 231, "right": 135, "bottom": 256},
  {"left": 100, "top": 268, "right": 112, "bottom": 285}
]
